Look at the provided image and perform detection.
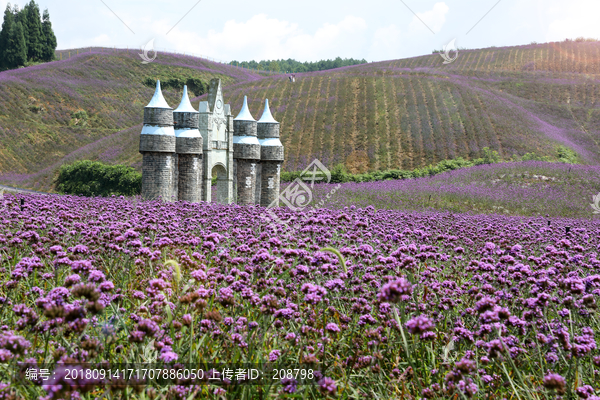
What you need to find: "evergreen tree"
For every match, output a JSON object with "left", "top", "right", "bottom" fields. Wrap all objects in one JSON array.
[
  {"left": 4, "top": 20, "right": 27, "bottom": 68},
  {"left": 22, "top": 0, "right": 43, "bottom": 61},
  {"left": 41, "top": 8, "right": 56, "bottom": 61},
  {"left": 13, "top": 4, "right": 27, "bottom": 52},
  {"left": 0, "top": 4, "right": 15, "bottom": 69}
]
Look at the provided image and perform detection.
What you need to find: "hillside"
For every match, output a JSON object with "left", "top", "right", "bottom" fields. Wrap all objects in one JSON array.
[
  {"left": 310, "top": 160, "right": 600, "bottom": 218},
  {"left": 0, "top": 41, "right": 599, "bottom": 191},
  {"left": 0, "top": 48, "right": 261, "bottom": 190},
  {"left": 223, "top": 41, "right": 600, "bottom": 172}
]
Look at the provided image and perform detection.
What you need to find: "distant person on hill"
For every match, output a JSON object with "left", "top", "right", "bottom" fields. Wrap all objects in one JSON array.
[{"left": 289, "top": 75, "right": 292, "bottom": 82}]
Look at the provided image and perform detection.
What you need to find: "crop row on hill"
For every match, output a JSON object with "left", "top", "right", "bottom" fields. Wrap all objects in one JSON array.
[
  {"left": 0, "top": 48, "right": 261, "bottom": 176},
  {"left": 1, "top": 42, "right": 600, "bottom": 191},
  {"left": 382, "top": 41, "right": 600, "bottom": 75},
  {"left": 223, "top": 71, "right": 591, "bottom": 173}
]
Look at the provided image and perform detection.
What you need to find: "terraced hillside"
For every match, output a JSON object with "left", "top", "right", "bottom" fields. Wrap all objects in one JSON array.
[
  {"left": 224, "top": 41, "right": 600, "bottom": 172},
  {"left": 0, "top": 41, "right": 599, "bottom": 191},
  {"left": 0, "top": 48, "right": 261, "bottom": 189}
]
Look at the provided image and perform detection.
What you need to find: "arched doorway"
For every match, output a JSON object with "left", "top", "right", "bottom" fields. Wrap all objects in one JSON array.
[{"left": 211, "top": 163, "right": 230, "bottom": 204}]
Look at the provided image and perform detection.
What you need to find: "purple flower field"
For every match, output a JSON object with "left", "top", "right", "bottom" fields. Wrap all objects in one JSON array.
[
  {"left": 1, "top": 191, "right": 600, "bottom": 399},
  {"left": 309, "top": 161, "right": 600, "bottom": 218}
]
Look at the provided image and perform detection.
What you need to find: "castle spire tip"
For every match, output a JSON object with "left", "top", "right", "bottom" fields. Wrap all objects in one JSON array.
[
  {"left": 146, "top": 79, "right": 171, "bottom": 109},
  {"left": 234, "top": 95, "right": 255, "bottom": 121},
  {"left": 258, "top": 98, "right": 278, "bottom": 123}
]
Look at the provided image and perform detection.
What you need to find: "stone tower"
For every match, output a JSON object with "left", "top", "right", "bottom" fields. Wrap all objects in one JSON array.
[
  {"left": 198, "top": 79, "right": 234, "bottom": 204},
  {"left": 233, "top": 96, "right": 261, "bottom": 205},
  {"left": 174, "top": 85, "right": 203, "bottom": 203},
  {"left": 257, "top": 99, "right": 284, "bottom": 207},
  {"left": 139, "top": 80, "right": 176, "bottom": 201}
]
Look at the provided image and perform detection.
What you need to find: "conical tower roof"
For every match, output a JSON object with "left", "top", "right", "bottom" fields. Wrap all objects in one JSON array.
[
  {"left": 146, "top": 80, "right": 171, "bottom": 109},
  {"left": 234, "top": 96, "right": 255, "bottom": 121},
  {"left": 258, "top": 99, "right": 278, "bottom": 123},
  {"left": 174, "top": 86, "right": 198, "bottom": 113}
]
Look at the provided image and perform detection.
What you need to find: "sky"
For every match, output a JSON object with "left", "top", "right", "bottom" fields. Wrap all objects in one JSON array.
[{"left": 0, "top": 0, "right": 598, "bottom": 62}]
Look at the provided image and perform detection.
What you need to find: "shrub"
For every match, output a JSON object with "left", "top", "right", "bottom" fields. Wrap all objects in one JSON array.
[
  {"left": 186, "top": 77, "right": 208, "bottom": 97},
  {"left": 280, "top": 146, "right": 577, "bottom": 184},
  {"left": 556, "top": 145, "right": 578, "bottom": 163},
  {"left": 69, "top": 109, "right": 88, "bottom": 127},
  {"left": 56, "top": 160, "right": 141, "bottom": 197}
]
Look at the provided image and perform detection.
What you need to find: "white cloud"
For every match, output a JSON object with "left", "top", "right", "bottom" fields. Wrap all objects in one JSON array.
[
  {"left": 545, "top": 0, "right": 600, "bottom": 41},
  {"left": 367, "top": 2, "right": 449, "bottom": 61},
  {"left": 91, "top": 34, "right": 111, "bottom": 46},
  {"left": 408, "top": 2, "right": 449, "bottom": 34},
  {"left": 150, "top": 14, "right": 368, "bottom": 62},
  {"left": 369, "top": 24, "right": 403, "bottom": 61}
]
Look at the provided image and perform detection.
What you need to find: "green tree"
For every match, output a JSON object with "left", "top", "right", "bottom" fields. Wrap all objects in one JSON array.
[
  {"left": 22, "top": 0, "right": 44, "bottom": 61},
  {"left": 56, "top": 160, "right": 142, "bottom": 197},
  {"left": 4, "top": 20, "right": 27, "bottom": 69},
  {"left": 481, "top": 147, "right": 500, "bottom": 164},
  {"left": 185, "top": 77, "right": 207, "bottom": 96},
  {"left": 40, "top": 8, "right": 56, "bottom": 62},
  {"left": 269, "top": 60, "right": 280, "bottom": 73},
  {"left": 0, "top": 4, "right": 15, "bottom": 69}
]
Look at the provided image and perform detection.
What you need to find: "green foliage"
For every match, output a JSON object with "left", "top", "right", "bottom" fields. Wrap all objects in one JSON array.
[
  {"left": 143, "top": 76, "right": 208, "bottom": 97},
  {"left": 56, "top": 160, "right": 141, "bottom": 197},
  {"left": 4, "top": 20, "right": 27, "bottom": 69},
  {"left": 185, "top": 77, "right": 208, "bottom": 97},
  {"left": 479, "top": 147, "right": 501, "bottom": 164},
  {"left": 40, "top": 8, "right": 56, "bottom": 62},
  {"left": 229, "top": 57, "right": 367, "bottom": 73},
  {"left": 69, "top": 110, "right": 89, "bottom": 127},
  {"left": 516, "top": 146, "right": 577, "bottom": 163},
  {"left": 281, "top": 147, "right": 577, "bottom": 184},
  {"left": 165, "top": 77, "right": 185, "bottom": 91},
  {"left": 519, "top": 152, "right": 552, "bottom": 162},
  {"left": 22, "top": 0, "right": 43, "bottom": 61},
  {"left": 0, "top": 5, "right": 14, "bottom": 69},
  {"left": 0, "top": 1, "right": 56, "bottom": 69},
  {"left": 556, "top": 145, "right": 578, "bottom": 163}
]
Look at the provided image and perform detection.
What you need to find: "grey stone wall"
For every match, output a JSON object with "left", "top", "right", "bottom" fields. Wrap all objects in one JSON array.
[
  {"left": 254, "top": 163, "right": 262, "bottom": 205},
  {"left": 176, "top": 136, "right": 203, "bottom": 155},
  {"left": 257, "top": 123, "right": 280, "bottom": 138},
  {"left": 261, "top": 146, "right": 284, "bottom": 161},
  {"left": 178, "top": 154, "right": 202, "bottom": 203},
  {"left": 144, "top": 108, "right": 173, "bottom": 126},
  {"left": 174, "top": 112, "right": 199, "bottom": 130},
  {"left": 234, "top": 120, "right": 257, "bottom": 136},
  {"left": 260, "top": 161, "right": 281, "bottom": 207},
  {"left": 233, "top": 143, "right": 261, "bottom": 160},
  {"left": 257, "top": 121, "right": 282, "bottom": 203},
  {"left": 216, "top": 173, "right": 232, "bottom": 204},
  {"left": 236, "top": 159, "right": 258, "bottom": 205},
  {"left": 171, "top": 153, "right": 178, "bottom": 201},
  {"left": 227, "top": 114, "right": 233, "bottom": 133},
  {"left": 140, "top": 135, "right": 176, "bottom": 153},
  {"left": 141, "top": 152, "right": 176, "bottom": 201}
]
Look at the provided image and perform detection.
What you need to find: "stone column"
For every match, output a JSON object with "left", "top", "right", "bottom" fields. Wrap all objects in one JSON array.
[
  {"left": 257, "top": 99, "right": 284, "bottom": 207},
  {"left": 174, "top": 85, "right": 203, "bottom": 203},
  {"left": 139, "top": 81, "right": 176, "bottom": 202},
  {"left": 233, "top": 96, "right": 261, "bottom": 205}
]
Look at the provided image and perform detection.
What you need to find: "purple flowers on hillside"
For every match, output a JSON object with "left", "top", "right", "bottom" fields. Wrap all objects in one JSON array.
[{"left": 0, "top": 192, "right": 599, "bottom": 398}]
